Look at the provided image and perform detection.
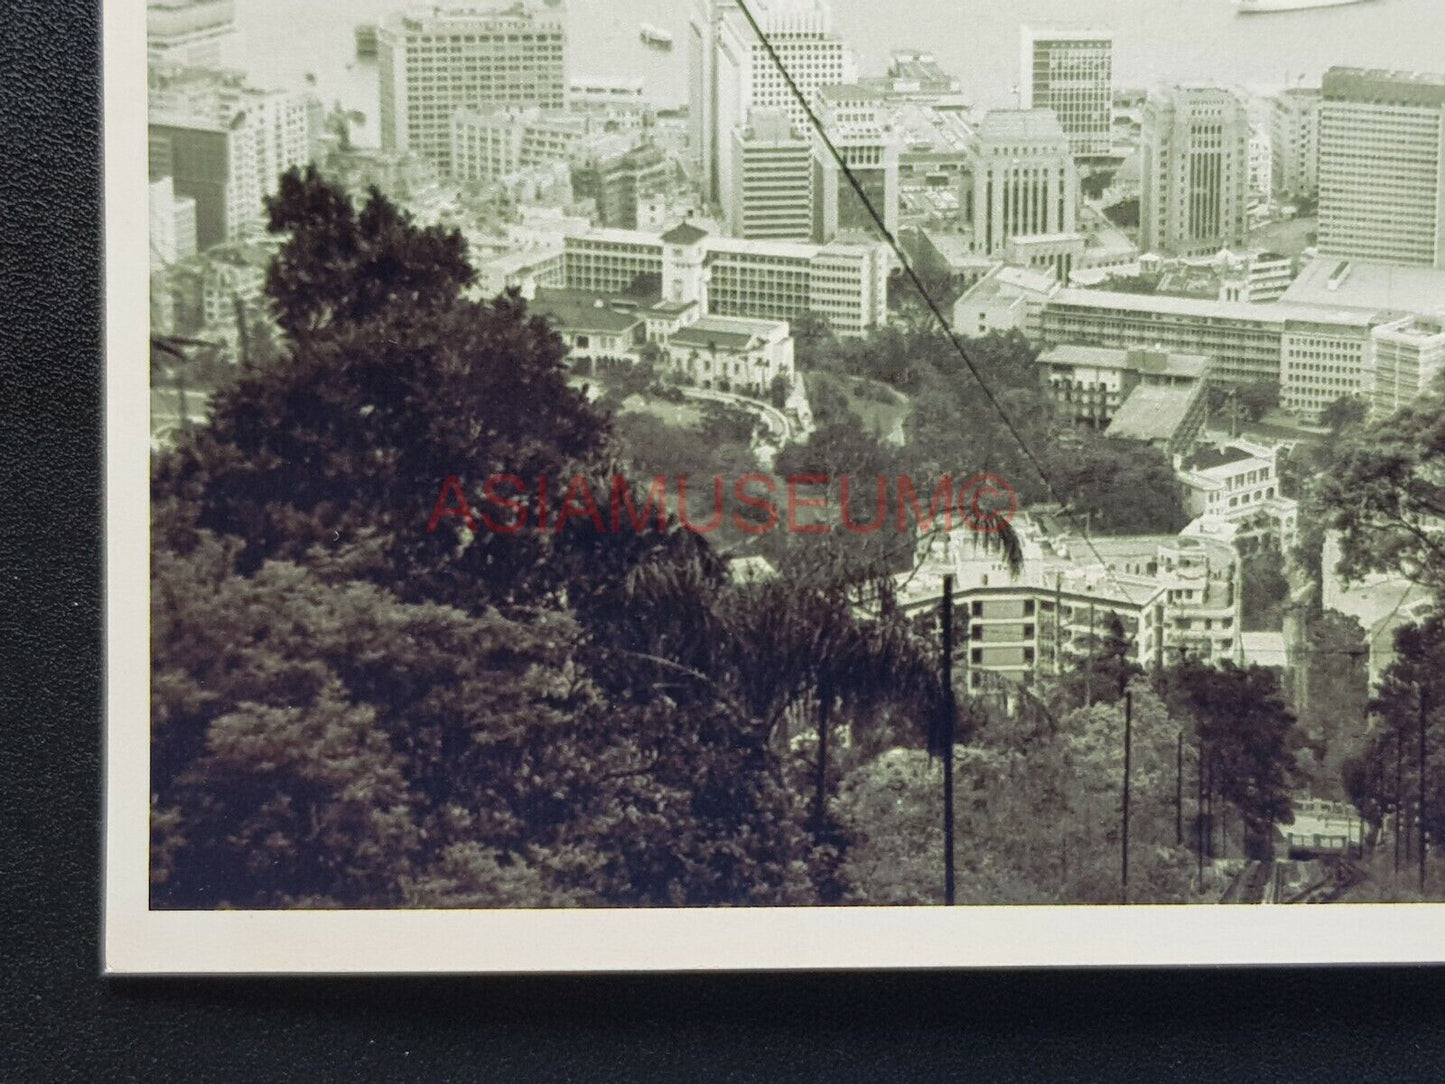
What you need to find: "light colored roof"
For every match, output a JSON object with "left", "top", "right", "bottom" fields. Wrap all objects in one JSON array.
[
  {"left": 977, "top": 109, "right": 1067, "bottom": 144},
  {"left": 1240, "top": 632, "right": 1288, "bottom": 668},
  {"left": 1279, "top": 256, "right": 1445, "bottom": 319},
  {"left": 1105, "top": 384, "right": 1203, "bottom": 443},
  {"left": 1049, "top": 287, "right": 1377, "bottom": 326}
]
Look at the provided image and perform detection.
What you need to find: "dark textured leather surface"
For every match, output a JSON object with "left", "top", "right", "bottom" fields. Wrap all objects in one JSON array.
[{"left": 2, "top": 1, "right": 1443, "bottom": 1079}]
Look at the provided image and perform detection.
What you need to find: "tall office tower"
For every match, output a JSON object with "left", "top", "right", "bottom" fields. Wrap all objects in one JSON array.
[
  {"left": 147, "top": 0, "right": 241, "bottom": 70},
  {"left": 696, "top": 0, "right": 852, "bottom": 210},
  {"left": 1019, "top": 27, "right": 1113, "bottom": 159},
  {"left": 149, "top": 69, "right": 312, "bottom": 249},
  {"left": 1139, "top": 86, "right": 1250, "bottom": 257},
  {"left": 1318, "top": 68, "right": 1445, "bottom": 268},
  {"left": 1268, "top": 86, "right": 1321, "bottom": 198},
  {"left": 690, "top": 0, "right": 737, "bottom": 204},
  {"left": 378, "top": 3, "right": 567, "bottom": 175},
  {"left": 809, "top": 85, "right": 900, "bottom": 242},
  {"left": 1248, "top": 122, "right": 1272, "bottom": 197},
  {"left": 726, "top": 109, "right": 813, "bottom": 239},
  {"left": 959, "top": 110, "right": 1078, "bottom": 258}
]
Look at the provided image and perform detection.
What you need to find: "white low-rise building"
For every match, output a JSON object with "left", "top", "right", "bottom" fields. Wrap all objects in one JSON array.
[
  {"left": 1176, "top": 439, "right": 1298, "bottom": 551},
  {"left": 664, "top": 314, "right": 795, "bottom": 397},
  {"left": 891, "top": 514, "right": 1244, "bottom": 686}
]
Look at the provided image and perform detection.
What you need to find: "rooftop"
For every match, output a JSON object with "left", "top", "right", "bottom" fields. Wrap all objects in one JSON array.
[
  {"left": 1049, "top": 287, "right": 1377, "bottom": 326},
  {"left": 659, "top": 221, "right": 710, "bottom": 245},
  {"left": 528, "top": 288, "right": 645, "bottom": 334},
  {"left": 1181, "top": 444, "right": 1258, "bottom": 473},
  {"left": 1039, "top": 344, "right": 1210, "bottom": 378},
  {"left": 977, "top": 108, "right": 1068, "bottom": 145},
  {"left": 1279, "top": 256, "right": 1445, "bottom": 319},
  {"left": 1105, "top": 384, "right": 1204, "bottom": 443},
  {"left": 670, "top": 314, "right": 786, "bottom": 352}
]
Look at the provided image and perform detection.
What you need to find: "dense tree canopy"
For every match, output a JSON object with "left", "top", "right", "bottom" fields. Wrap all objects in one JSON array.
[{"left": 1310, "top": 382, "right": 1445, "bottom": 596}]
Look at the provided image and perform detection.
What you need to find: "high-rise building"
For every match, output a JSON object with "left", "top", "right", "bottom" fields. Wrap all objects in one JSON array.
[
  {"left": 1318, "top": 68, "right": 1445, "bottom": 268},
  {"left": 1268, "top": 86, "right": 1321, "bottom": 199},
  {"left": 726, "top": 109, "right": 813, "bottom": 240},
  {"left": 1249, "top": 123, "right": 1272, "bottom": 197},
  {"left": 1366, "top": 315, "right": 1445, "bottom": 418},
  {"left": 1139, "top": 86, "right": 1250, "bottom": 257},
  {"left": 695, "top": 0, "right": 852, "bottom": 209},
  {"left": 147, "top": 0, "right": 241, "bottom": 70},
  {"left": 449, "top": 106, "right": 614, "bottom": 185},
  {"left": 149, "top": 176, "right": 198, "bottom": 268},
  {"left": 810, "top": 85, "right": 899, "bottom": 242},
  {"left": 572, "top": 144, "right": 671, "bottom": 229},
  {"left": 149, "top": 69, "right": 312, "bottom": 249},
  {"left": 958, "top": 110, "right": 1079, "bottom": 277},
  {"left": 378, "top": 3, "right": 567, "bottom": 175},
  {"left": 1019, "top": 26, "right": 1113, "bottom": 159}
]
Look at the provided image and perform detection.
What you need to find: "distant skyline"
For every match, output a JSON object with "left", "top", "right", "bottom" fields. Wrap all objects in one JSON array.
[{"left": 233, "top": 0, "right": 1445, "bottom": 128}]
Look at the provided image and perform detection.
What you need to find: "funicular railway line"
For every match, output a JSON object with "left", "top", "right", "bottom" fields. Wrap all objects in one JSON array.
[
  {"left": 1218, "top": 858, "right": 1364, "bottom": 904},
  {"left": 1219, "top": 861, "right": 1275, "bottom": 904}
]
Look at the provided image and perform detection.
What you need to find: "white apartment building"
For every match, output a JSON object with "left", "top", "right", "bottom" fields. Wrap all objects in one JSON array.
[
  {"left": 1269, "top": 87, "right": 1321, "bottom": 199},
  {"left": 378, "top": 3, "right": 567, "bottom": 175},
  {"left": 1139, "top": 86, "right": 1250, "bottom": 257},
  {"left": 448, "top": 106, "right": 603, "bottom": 185},
  {"left": 149, "top": 176, "right": 198, "bottom": 269},
  {"left": 1366, "top": 315, "right": 1445, "bottom": 418},
  {"left": 726, "top": 109, "right": 813, "bottom": 240},
  {"left": 149, "top": 68, "right": 312, "bottom": 249},
  {"left": 1176, "top": 439, "right": 1298, "bottom": 551},
  {"left": 709, "top": 0, "right": 853, "bottom": 213},
  {"left": 1279, "top": 310, "right": 1379, "bottom": 421},
  {"left": 810, "top": 85, "right": 900, "bottom": 242},
  {"left": 147, "top": 0, "right": 240, "bottom": 70},
  {"left": 1318, "top": 67, "right": 1445, "bottom": 268},
  {"left": 893, "top": 517, "right": 1244, "bottom": 684},
  {"left": 560, "top": 221, "right": 888, "bottom": 336},
  {"left": 958, "top": 110, "right": 1080, "bottom": 278},
  {"left": 1019, "top": 27, "right": 1113, "bottom": 159}
]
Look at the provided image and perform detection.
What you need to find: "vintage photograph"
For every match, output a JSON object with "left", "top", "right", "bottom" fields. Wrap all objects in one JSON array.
[{"left": 119, "top": 0, "right": 1445, "bottom": 961}]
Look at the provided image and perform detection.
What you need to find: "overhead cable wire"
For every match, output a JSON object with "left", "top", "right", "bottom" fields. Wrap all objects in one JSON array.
[{"left": 733, "top": 0, "right": 1140, "bottom": 602}]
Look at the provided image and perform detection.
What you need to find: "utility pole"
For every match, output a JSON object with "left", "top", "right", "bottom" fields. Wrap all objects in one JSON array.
[
  {"left": 1121, "top": 690, "right": 1132, "bottom": 903},
  {"left": 814, "top": 677, "right": 831, "bottom": 834},
  {"left": 1175, "top": 733, "right": 1184, "bottom": 846},
  {"left": 1396, "top": 728, "right": 1404, "bottom": 876},
  {"left": 1085, "top": 601, "right": 1096, "bottom": 707},
  {"left": 1197, "top": 741, "right": 1206, "bottom": 881},
  {"left": 941, "top": 574, "right": 956, "bottom": 907},
  {"left": 1420, "top": 686, "right": 1429, "bottom": 896}
]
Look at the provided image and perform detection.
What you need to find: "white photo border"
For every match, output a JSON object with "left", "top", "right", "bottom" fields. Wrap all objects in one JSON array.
[{"left": 103, "top": 0, "right": 1445, "bottom": 974}]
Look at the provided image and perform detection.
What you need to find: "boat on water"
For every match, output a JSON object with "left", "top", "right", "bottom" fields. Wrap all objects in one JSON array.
[
  {"left": 1235, "top": 0, "right": 1369, "bottom": 14},
  {"left": 640, "top": 23, "right": 674, "bottom": 47}
]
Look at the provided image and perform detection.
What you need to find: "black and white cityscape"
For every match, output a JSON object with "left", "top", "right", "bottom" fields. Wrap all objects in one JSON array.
[{"left": 147, "top": 0, "right": 1445, "bottom": 910}]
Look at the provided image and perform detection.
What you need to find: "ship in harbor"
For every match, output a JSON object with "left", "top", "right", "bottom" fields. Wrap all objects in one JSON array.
[
  {"left": 1234, "top": 0, "right": 1370, "bottom": 14},
  {"left": 640, "top": 23, "right": 674, "bottom": 47}
]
